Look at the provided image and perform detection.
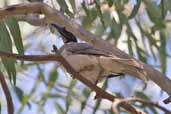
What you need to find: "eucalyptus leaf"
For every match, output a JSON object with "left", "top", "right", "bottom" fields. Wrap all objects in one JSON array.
[
  {"left": 5, "top": 17, "right": 24, "bottom": 55},
  {"left": 0, "top": 21, "right": 16, "bottom": 84},
  {"left": 56, "top": 0, "right": 73, "bottom": 17},
  {"left": 95, "top": 0, "right": 105, "bottom": 27},
  {"left": 128, "top": 0, "right": 141, "bottom": 19},
  {"left": 55, "top": 102, "right": 65, "bottom": 114}
]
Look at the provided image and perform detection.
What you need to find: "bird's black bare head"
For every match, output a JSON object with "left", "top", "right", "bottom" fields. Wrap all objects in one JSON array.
[{"left": 51, "top": 24, "right": 77, "bottom": 43}]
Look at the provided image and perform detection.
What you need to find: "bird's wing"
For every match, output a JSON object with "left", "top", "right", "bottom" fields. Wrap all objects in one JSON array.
[{"left": 62, "top": 42, "right": 113, "bottom": 56}]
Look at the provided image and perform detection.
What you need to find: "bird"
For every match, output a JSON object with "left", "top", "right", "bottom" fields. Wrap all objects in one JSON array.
[
  {"left": 51, "top": 24, "right": 171, "bottom": 103},
  {"left": 59, "top": 42, "right": 147, "bottom": 84},
  {"left": 51, "top": 24, "right": 146, "bottom": 84}
]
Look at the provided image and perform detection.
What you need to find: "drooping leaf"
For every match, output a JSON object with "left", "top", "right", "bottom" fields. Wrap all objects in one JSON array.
[
  {"left": 56, "top": 0, "right": 73, "bottom": 17},
  {"left": 80, "top": 88, "right": 91, "bottom": 113},
  {"left": 69, "top": 0, "right": 76, "bottom": 13},
  {"left": 93, "top": 100, "right": 101, "bottom": 114},
  {"left": 134, "top": 91, "right": 149, "bottom": 100},
  {"left": 145, "top": 1, "right": 162, "bottom": 23},
  {"left": 160, "top": 0, "right": 171, "bottom": 18},
  {"left": 0, "top": 102, "right": 1, "bottom": 114},
  {"left": 48, "top": 69, "right": 58, "bottom": 89},
  {"left": 159, "top": 30, "right": 166, "bottom": 74},
  {"left": 107, "top": 0, "right": 113, "bottom": 7},
  {"left": 14, "top": 86, "right": 24, "bottom": 102},
  {"left": 94, "top": 0, "right": 105, "bottom": 27},
  {"left": 127, "top": 36, "right": 134, "bottom": 56},
  {"left": 93, "top": 80, "right": 108, "bottom": 114},
  {"left": 107, "top": 18, "right": 122, "bottom": 43},
  {"left": 145, "top": 0, "right": 166, "bottom": 32},
  {"left": 5, "top": 17, "right": 24, "bottom": 55},
  {"left": 82, "top": 2, "right": 98, "bottom": 29},
  {"left": 148, "top": 106, "right": 158, "bottom": 114},
  {"left": 128, "top": 0, "right": 141, "bottom": 19},
  {"left": 66, "top": 80, "right": 76, "bottom": 113},
  {"left": 0, "top": 21, "right": 16, "bottom": 84},
  {"left": 54, "top": 102, "right": 65, "bottom": 114},
  {"left": 22, "top": 96, "right": 30, "bottom": 108}
]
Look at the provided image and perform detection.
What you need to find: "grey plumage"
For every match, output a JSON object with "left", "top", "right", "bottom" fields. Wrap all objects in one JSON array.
[{"left": 59, "top": 42, "right": 146, "bottom": 83}]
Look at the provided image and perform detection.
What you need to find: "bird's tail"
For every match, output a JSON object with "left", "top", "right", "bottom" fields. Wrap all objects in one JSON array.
[{"left": 143, "top": 64, "right": 171, "bottom": 97}]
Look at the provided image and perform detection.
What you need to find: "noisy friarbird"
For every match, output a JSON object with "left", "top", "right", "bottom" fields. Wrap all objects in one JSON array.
[{"left": 51, "top": 24, "right": 171, "bottom": 103}]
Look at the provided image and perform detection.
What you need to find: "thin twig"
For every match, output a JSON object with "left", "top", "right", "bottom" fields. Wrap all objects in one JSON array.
[
  {"left": 0, "top": 71, "right": 14, "bottom": 114},
  {"left": 112, "top": 97, "right": 171, "bottom": 114},
  {"left": 0, "top": 51, "right": 59, "bottom": 61}
]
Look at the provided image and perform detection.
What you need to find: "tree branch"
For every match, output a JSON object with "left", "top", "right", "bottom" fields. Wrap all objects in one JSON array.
[
  {"left": 112, "top": 97, "right": 171, "bottom": 114},
  {"left": 0, "top": 2, "right": 170, "bottom": 113},
  {"left": 0, "top": 71, "right": 14, "bottom": 114},
  {"left": 0, "top": 50, "right": 59, "bottom": 61},
  {"left": 0, "top": 48, "right": 141, "bottom": 114},
  {"left": 0, "top": 3, "right": 171, "bottom": 102}
]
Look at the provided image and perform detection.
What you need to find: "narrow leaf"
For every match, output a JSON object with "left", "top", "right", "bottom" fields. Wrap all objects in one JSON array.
[
  {"left": 14, "top": 86, "right": 24, "bottom": 102},
  {"left": 107, "top": 0, "right": 113, "bottom": 7},
  {"left": 159, "top": 30, "right": 166, "bottom": 74},
  {"left": 94, "top": 0, "right": 105, "bottom": 27},
  {"left": 128, "top": 0, "right": 141, "bottom": 19},
  {"left": 56, "top": 0, "right": 73, "bottom": 17},
  {"left": 48, "top": 69, "right": 58, "bottom": 89},
  {"left": 69, "top": 0, "right": 76, "bottom": 13},
  {"left": 5, "top": 17, "right": 24, "bottom": 55},
  {"left": 54, "top": 103, "right": 65, "bottom": 114},
  {"left": 0, "top": 21, "right": 16, "bottom": 84}
]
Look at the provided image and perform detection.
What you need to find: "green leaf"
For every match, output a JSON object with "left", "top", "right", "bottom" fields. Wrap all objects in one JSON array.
[
  {"left": 54, "top": 103, "right": 65, "bottom": 114},
  {"left": 22, "top": 96, "right": 29, "bottom": 107},
  {"left": 148, "top": 106, "right": 158, "bottom": 114},
  {"left": 69, "top": 0, "right": 76, "bottom": 13},
  {"left": 159, "top": 30, "right": 166, "bottom": 74},
  {"left": 134, "top": 91, "right": 149, "bottom": 100},
  {"left": 160, "top": 0, "right": 171, "bottom": 18},
  {"left": 94, "top": 0, "right": 105, "bottom": 27},
  {"left": 145, "top": 0, "right": 166, "bottom": 31},
  {"left": 5, "top": 17, "right": 24, "bottom": 55},
  {"left": 0, "top": 103, "right": 1, "bottom": 114},
  {"left": 93, "top": 100, "right": 101, "bottom": 114},
  {"left": 127, "top": 37, "right": 134, "bottom": 56},
  {"left": 82, "top": 2, "right": 98, "bottom": 29},
  {"left": 14, "top": 86, "right": 24, "bottom": 102},
  {"left": 93, "top": 81, "right": 108, "bottom": 114},
  {"left": 107, "top": 18, "right": 122, "bottom": 43},
  {"left": 66, "top": 80, "right": 76, "bottom": 113},
  {"left": 145, "top": 1, "right": 161, "bottom": 23},
  {"left": 48, "top": 69, "right": 58, "bottom": 89},
  {"left": 0, "top": 21, "right": 16, "bottom": 84},
  {"left": 56, "top": 0, "right": 73, "bottom": 17},
  {"left": 107, "top": 0, "right": 113, "bottom": 7},
  {"left": 128, "top": 0, "right": 141, "bottom": 19},
  {"left": 80, "top": 88, "right": 91, "bottom": 113},
  {"left": 120, "top": 13, "right": 128, "bottom": 24}
]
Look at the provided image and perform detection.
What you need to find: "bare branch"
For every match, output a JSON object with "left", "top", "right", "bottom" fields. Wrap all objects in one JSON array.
[
  {"left": 112, "top": 97, "right": 171, "bottom": 114},
  {"left": 0, "top": 50, "right": 59, "bottom": 61},
  {"left": 0, "top": 71, "right": 14, "bottom": 114}
]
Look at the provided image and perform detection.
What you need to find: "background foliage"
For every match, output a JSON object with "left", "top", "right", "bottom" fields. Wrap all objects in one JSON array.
[{"left": 0, "top": 0, "right": 171, "bottom": 114}]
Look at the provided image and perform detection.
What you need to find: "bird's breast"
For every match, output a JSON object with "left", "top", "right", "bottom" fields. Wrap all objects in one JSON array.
[{"left": 62, "top": 54, "right": 102, "bottom": 83}]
